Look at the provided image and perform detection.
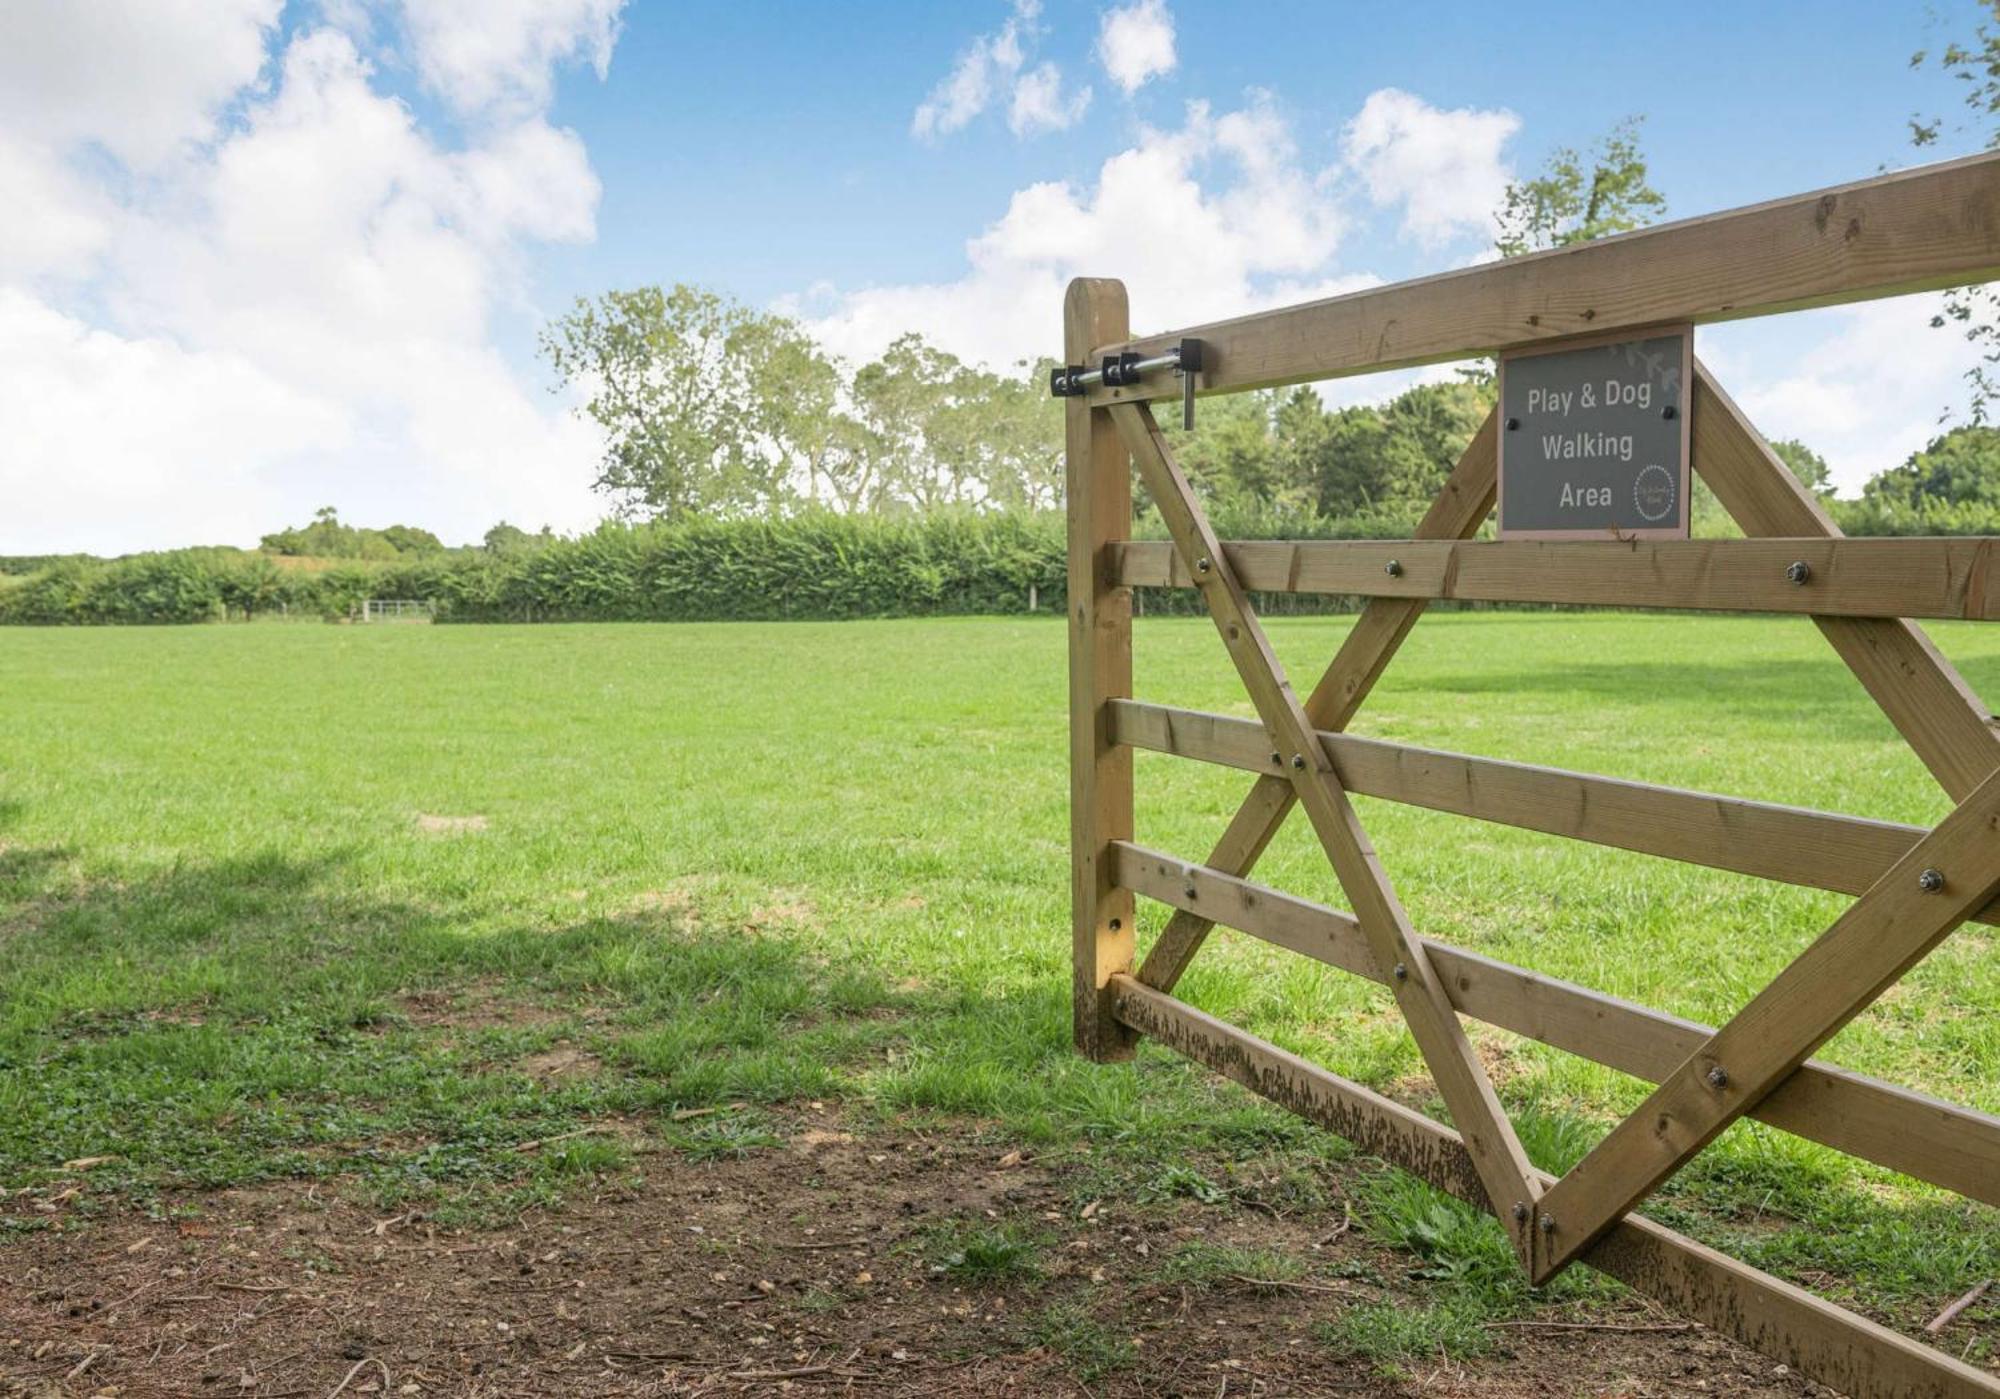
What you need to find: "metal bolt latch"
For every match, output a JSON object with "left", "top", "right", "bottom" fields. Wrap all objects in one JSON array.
[
  {"left": 1706, "top": 1065, "right": 1729, "bottom": 1089},
  {"left": 1919, "top": 867, "right": 1946, "bottom": 893},
  {"left": 1786, "top": 560, "right": 1812, "bottom": 585},
  {"left": 1385, "top": 559, "right": 1403, "bottom": 577}
]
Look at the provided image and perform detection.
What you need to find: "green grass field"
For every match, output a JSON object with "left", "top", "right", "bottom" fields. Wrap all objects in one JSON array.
[{"left": 2, "top": 613, "right": 1995, "bottom": 1354}]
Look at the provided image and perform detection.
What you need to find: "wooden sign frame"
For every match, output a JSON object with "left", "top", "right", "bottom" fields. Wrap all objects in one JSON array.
[
  {"left": 1063, "top": 151, "right": 2000, "bottom": 1398},
  {"left": 1496, "top": 324, "right": 1694, "bottom": 539}
]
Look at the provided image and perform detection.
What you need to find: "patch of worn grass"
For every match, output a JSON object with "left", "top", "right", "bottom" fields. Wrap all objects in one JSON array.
[
  {"left": 1029, "top": 1300, "right": 1135, "bottom": 1382},
  {"left": 1316, "top": 1296, "right": 1495, "bottom": 1366}
]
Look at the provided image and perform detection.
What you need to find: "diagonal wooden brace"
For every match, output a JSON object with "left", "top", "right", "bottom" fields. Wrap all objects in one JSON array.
[
  {"left": 1137, "top": 410, "right": 1499, "bottom": 990},
  {"left": 1108, "top": 400, "right": 1544, "bottom": 1253},
  {"left": 1529, "top": 761, "right": 2000, "bottom": 1282}
]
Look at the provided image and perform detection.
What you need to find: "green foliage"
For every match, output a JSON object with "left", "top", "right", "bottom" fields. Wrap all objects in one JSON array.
[
  {"left": 1316, "top": 1296, "right": 1495, "bottom": 1364},
  {"left": 924, "top": 1220, "right": 1046, "bottom": 1283},
  {"left": 1028, "top": 1301, "right": 1134, "bottom": 1381},
  {"left": 261, "top": 506, "right": 443, "bottom": 560},
  {"left": 1494, "top": 117, "right": 1667, "bottom": 257},
  {"left": 1771, "top": 438, "right": 1834, "bottom": 497}
]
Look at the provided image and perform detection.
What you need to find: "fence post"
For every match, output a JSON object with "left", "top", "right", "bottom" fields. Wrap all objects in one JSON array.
[{"left": 1066, "top": 277, "right": 1136, "bottom": 1061}]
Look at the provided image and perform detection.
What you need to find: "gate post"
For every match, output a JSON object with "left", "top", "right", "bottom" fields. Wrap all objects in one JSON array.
[{"left": 1066, "top": 277, "right": 1136, "bottom": 1061}]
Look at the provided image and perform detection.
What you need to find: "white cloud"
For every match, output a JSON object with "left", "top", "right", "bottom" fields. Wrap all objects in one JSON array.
[
  {"left": 1098, "top": 0, "right": 1176, "bottom": 96},
  {"left": 0, "top": 0, "right": 279, "bottom": 169},
  {"left": 809, "top": 97, "right": 1355, "bottom": 371},
  {"left": 913, "top": 1, "right": 1086, "bottom": 142},
  {"left": 1340, "top": 87, "right": 1518, "bottom": 246},
  {"left": 397, "top": 0, "right": 624, "bottom": 116},
  {"left": 1717, "top": 296, "right": 1978, "bottom": 496},
  {"left": 0, "top": 8, "right": 619, "bottom": 554},
  {"left": 1009, "top": 63, "right": 1091, "bottom": 137}
]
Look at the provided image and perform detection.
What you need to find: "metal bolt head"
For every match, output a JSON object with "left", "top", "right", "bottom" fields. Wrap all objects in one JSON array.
[
  {"left": 1270, "top": 751, "right": 1283, "bottom": 766},
  {"left": 1706, "top": 1065, "right": 1729, "bottom": 1089},
  {"left": 1918, "top": 867, "right": 1946, "bottom": 894},
  {"left": 1512, "top": 1202, "right": 1529, "bottom": 1223},
  {"left": 1506, "top": 416, "right": 1521, "bottom": 431},
  {"left": 1392, "top": 962, "right": 1408, "bottom": 981},
  {"left": 1183, "top": 883, "right": 1198, "bottom": 902},
  {"left": 1539, "top": 1214, "right": 1556, "bottom": 1234},
  {"left": 1785, "top": 560, "right": 1812, "bottom": 585},
  {"left": 1290, "top": 754, "right": 1306, "bottom": 771},
  {"left": 1108, "top": 917, "right": 1121, "bottom": 932},
  {"left": 1385, "top": 559, "right": 1403, "bottom": 578},
  {"left": 1195, "top": 556, "right": 1212, "bottom": 574},
  {"left": 1662, "top": 404, "right": 1678, "bottom": 420}
]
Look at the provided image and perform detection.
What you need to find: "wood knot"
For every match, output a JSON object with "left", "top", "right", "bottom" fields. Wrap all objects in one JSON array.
[{"left": 1814, "top": 194, "right": 1837, "bottom": 232}]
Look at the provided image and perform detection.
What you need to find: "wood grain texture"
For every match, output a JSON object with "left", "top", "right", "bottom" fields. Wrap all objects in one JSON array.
[
  {"left": 1112, "top": 536, "right": 2000, "bottom": 619},
  {"left": 1532, "top": 762, "right": 2000, "bottom": 1281},
  {"left": 1110, "top": 399, "right": 1542, "bottom": 1248},
  {"left": 1134, "top": 412, "right": 1499, "bottom": 991},
  {"left": 1065, "top": 278, "right": 1136, "bottom": 1061},
  {"left": 1086, "top": 152, "right": 2000, "bottom": 404},
  {"left": 1109, "top": 698, "right": 2000, "bottom": 926},
  {"left": 1112, "top": 841, "right": 2000, "bottom": 1207},
  {"left": 1107, "top": 977, "right": 2000, "bottom": 1399}
]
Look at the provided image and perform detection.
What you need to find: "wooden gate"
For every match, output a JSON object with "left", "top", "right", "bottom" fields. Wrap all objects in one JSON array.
[{"left": 1062, "top": 152, "right": 2000, "bottom": 1398}]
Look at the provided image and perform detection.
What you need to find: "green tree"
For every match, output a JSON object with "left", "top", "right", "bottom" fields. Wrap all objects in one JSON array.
[
  {"left": 1861, "top": 425, "right": 2000, "bottom": 509},
  {"left": 540, "top": 285, "right": 795, "bottom": 519},
  {"left": 1494, "top": 117, "right": 1667, "bottom": 257},
  {"left": 1770, "top": 438, "right": 1834, "bottom": 498},
  {"left": 1910, "top": 3, "right": 2000, "bottom": 418}
]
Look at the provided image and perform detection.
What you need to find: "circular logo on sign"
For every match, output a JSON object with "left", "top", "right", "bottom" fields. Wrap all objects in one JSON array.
[{"left": 1633, "top": 463, "right": 1676, "bottom": 524}]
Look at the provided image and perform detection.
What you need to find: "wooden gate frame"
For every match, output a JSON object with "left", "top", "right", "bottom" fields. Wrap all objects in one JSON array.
[{"left": 1064, "top": 152, "right": 2000, "bottom": 1399}]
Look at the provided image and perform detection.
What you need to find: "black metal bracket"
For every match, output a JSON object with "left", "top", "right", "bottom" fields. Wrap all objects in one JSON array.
[{"left": 1048, "top": 337, "right": 1206, "bottom": 430}]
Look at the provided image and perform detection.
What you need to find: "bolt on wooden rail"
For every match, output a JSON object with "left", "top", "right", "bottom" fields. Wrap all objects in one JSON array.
[{"left": 1062, "top": 151, "right": 2000, "bottom": 1398}]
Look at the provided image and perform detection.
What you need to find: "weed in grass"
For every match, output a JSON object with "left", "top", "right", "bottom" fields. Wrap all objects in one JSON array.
[
  {"left": 923, "top": 1219, "right": 1046, "bottom": 1284},
  {"left": 1141, "top": 1163, "right": 1229, "bottom": 1205},
  {"left": 1029, "top": 1300, "right": 1135, "bottom": 1382},
  {"left": 660, "top": 1115, "right": 784, "bottom": 1161},
  {"left": 1150, "top": 1241, "right": 1306, "bottom": 1288},
  {"left": 1316, "top": 1296, "right": 1494, "bottom": 1364}
]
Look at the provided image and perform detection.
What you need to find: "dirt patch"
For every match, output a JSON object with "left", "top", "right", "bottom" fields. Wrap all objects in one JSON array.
[
  {"left": 397, "top": 984, "right": 570, "bottom": 1033},
  {"left": 414, "top": 813, "right": 489, "bottom": 835},
  {"left": 521, "top": 1046, "right": 601, "bottom": 1081},
  {"left": 0, "top": 1124, "right": 1837, "bottom": 1399}
]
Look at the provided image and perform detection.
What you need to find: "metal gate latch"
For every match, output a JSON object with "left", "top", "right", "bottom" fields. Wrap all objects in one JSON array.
[{"left": 1051, "top": 338, "right": 1206, "bottom": 430}]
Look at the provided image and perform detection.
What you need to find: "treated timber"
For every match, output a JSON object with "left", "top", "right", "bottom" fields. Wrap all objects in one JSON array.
[
  {"left": 1690, "top": 365, "right": 2000, "bottom": 802},
  {"left": 1108, "top": 398, "right": 1544, "bottom": 1253},
  {"left": 1111, "top": 536, "right": 2000, "bottom": 619},
  {"left": 1533, "top": 761, "right": 2000, "bottom": 1280},
  {"left": 1085, "top": 151, "right": 2000, "bottom": 405},
  {"left": 1066, "top": 278, "right": 1136, "bottom": 1061},
  {"left": 1108, "top": 976, "right": 2000, "bottom": 1399},
  {"left": 1111, "top": 840, "right": 2000, "bottom": 1208},
  {"left": 1109, "top": 698, "right": 2000, "bottom": 927},
  {"left": 1135, "top": 412, "right": 1501, "bottom": 992}
]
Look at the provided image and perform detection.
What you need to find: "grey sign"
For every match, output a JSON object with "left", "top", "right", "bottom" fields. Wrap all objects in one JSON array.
[{"left": 1498, "top": 329, "right": 1691, "bottom": 538}]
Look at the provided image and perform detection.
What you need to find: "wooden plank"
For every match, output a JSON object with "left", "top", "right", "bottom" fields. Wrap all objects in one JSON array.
[
  {"left": 1111, "top": 840, "right": 2000, "bottom": 1207},
  {"left": 1691, "top": 364, "right": 2000, "bottom": 802},
  {"left": 1066, "top": 278, "right": 1136, "bottom": 1061},
  {"left": 1112, "top": 536, "right": 2000, "bottom": 619},
  {"left": 1105, "top": 977, "right": 2000, "bottom": 1399},
  {"left": 1135, "top": 411, "right": 1500, "bottom": 991},
  {"left": 1532, "top": 761, "right": 2000, "bottom": 1281},
  {"left": 1085, "top": 151, "right": 2000, "bottom": 404},
  {"left": 1108, "top": 399, "right": 1544, "bottom": 1250},
  {"left": 1110, "top": 698, "right": 2000, "bottom": 927}
]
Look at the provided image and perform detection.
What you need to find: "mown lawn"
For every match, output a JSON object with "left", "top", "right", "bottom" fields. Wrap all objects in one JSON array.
[{"left": 1, "top": 613, "right": 1995, "bottom": 1358}]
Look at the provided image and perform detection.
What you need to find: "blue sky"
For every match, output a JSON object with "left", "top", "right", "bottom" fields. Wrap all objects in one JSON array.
[{"left": 1, "top": 1, "right": 1991, "bottom": 553}]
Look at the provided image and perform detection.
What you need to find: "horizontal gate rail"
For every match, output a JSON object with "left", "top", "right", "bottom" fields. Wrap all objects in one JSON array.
[
  {"left": 1109, "top": 975, "right": 2000, "bottom": 1399},
  {"left": 1112, "top": 536, "right": 2000, "bottom": 619},
  {"left": 1111, "top": 840, "right": 2000, "bottom": 1207},
  {"left": 1083, "top": 151, "right": 2000, "bottom": 404},
  {"left": 1109, "top": 698, "right": 2000, "bottom": 926}
]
